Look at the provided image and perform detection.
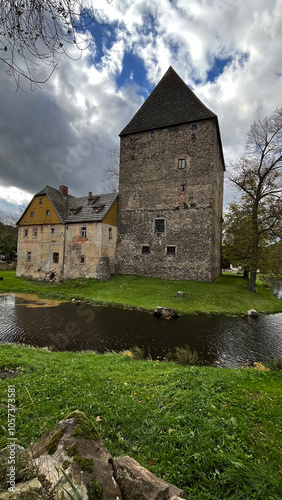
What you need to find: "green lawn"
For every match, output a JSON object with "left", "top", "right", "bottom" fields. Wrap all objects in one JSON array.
[
  {"left": 0, "top": 345, "right": 281, "bottom": 499},
  {"left": 0, "top": 270, "right": 282, "bottom": 315}
]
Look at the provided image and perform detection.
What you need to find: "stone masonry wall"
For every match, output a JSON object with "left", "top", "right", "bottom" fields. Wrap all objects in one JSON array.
[{"left": 116, "top": 119, "right": 224, "bottom": 281}]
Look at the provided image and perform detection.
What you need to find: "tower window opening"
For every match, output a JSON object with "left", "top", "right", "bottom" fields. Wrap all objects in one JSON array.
[{"left": 178, "top": 159, "right": 186, "bottom": 170}]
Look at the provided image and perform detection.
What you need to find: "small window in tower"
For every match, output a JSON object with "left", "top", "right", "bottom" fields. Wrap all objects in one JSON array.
[
  {"left": 81, "top": 227, "right": 87, "bottom": 237},
  {"left": 181, "top": 184, "right": 185, "bottom": 192},
  {"left": 155, "top": 218, "right": 165, "bottom": 233},
  {"left": 109, "top": 227, "right": 113, "bottom": 240},
  {"left": 151, "top": 131, "right": 155, "bottom": 138},
  {"left": 142, "top": 245, "right": 150, "bottom": 254},
  {"left": 27, "top": 252, "right": 31, "bottom": 261},
  {"left": 24, "top": 229, "right": 28, "bottom": 238},
  {"left": 191, "top": 124, "right": 197, "bottom": 130},
  {"left": 39, "top": 198, "right": 43, "bottom": 204},
  {"left": 81, "top": 256, "right": 85, "bottom": 263},
  {"left": 167, "top": 246, "right": 176, "bottom": 255},
  {"left": 33, "top": 228, "right": 38, "bottom": 238},
  {"left": 46, "top": 210, "right": 50, "bottom": 216},
  {"left": 30, "top": 211, "right": 34, "bottom": 217},
  {"left": 178, "top": 159, "right": 186, "bottom": 170},
  {"left": 51, "top": 227, "right": 55, "bottom": 234},
  {"left": 53, "top": 252, "right": 59, "bottom": 263}
]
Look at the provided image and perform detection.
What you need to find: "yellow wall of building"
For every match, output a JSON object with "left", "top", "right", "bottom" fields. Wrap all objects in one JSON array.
[
  {"left": 102, "top": 199, "right": 118, "bottom": 226},
  {"left": 18, "top": 194, "right": 61, "bottom": 226}
]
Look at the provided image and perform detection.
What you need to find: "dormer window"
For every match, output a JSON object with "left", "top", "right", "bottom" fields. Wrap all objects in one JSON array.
[
  {"left": 69, "top": 207, "right": 81, "bottom": 216},
  {"left": 30, "top": 211, "right": 34, "bottom": 217},
  {"left": 46, "top": 210, "right": 50, "bottom": 216},
  {"left": 39, "top": 198, "right": 43, "bottom": 204},
  {"left": 93, "top": 205, "right": 104, "bottom": 213}
]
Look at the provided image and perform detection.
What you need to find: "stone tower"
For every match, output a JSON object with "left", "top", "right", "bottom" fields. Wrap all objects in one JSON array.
[{"left": 116, "top": 67, "right": 225, "bottom": 282}]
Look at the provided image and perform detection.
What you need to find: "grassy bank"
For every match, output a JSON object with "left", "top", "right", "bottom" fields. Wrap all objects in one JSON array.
[
  {"left": 1, "top": 270, "right": 282, "bottom": 315},
  {"left": 0, "top": 345, "right": 281, "bottom": 499}
]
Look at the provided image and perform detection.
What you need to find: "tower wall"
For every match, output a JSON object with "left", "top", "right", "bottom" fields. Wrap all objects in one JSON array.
[{"left": 116, "top": 119, "right": 224, "bottom": 282}]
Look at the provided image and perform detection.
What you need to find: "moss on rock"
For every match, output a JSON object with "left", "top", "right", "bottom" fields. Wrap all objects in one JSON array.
[
  {"left": 46, "top": 426, "right": 66, "bottom": 455},
  {"left": 66, "top": 443, "right": 94, "bottom": 473},
  {"left": 87, "top": 479, "right": 103, "bottom": 499},
  {"left": 65, "top": 410, "right": 100, "bottom": 441}
]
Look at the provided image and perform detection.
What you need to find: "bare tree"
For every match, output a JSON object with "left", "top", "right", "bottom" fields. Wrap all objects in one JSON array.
[
  {"left": 0, "top": 0, "right": 110, "bottom": 88},
  {"left": 229, "top": 108, "right": 282, "bottom": 292},
  {"left": 0, "top": 204, "right": 27, "bottom": 226},
  {"left": 103, "top": 143, "right": 119, "bottom": 192}
]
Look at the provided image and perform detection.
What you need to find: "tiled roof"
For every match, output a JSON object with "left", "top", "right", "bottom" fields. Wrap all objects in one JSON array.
[
  {"left": 120, "top": 66, "right": 217, "bottom": 136},
  {"left": 65, "top": 192, "right": 117, "bottom": 223},
  {"left": 34, "top": 186, "right": 117, "bottom": 223}
]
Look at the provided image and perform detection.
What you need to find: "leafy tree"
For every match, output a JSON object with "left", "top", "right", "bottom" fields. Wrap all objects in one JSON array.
[
  {"left": 260, "top": 241, "right": 282, "bottom": 277},
  {"left": 222, "top": 200, "right": 276, "bottom": 276},
  {"left": 222, "top": 202, "right": 253, "bottom": 272},
  {"left": 0, "top": 222, "right": 17, "bottom": 259},
  {"left": 0, "top": 1, "right": 109, "bottom": 88},
  {"left": 229, "top": 108, "right": 282, "bottom": 291}
]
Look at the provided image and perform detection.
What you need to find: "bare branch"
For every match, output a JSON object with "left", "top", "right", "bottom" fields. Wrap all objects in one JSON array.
[{"left": 0, "top": 0, "right": 110, "bottom": 89}]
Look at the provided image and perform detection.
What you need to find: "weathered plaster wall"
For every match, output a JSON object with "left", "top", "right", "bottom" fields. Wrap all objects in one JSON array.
[
  {"left": 17, "top": 220, "right": 117, "bottom": 281},
  {"left": 116, "top": 119, "right": 224, "bottom": 281},
  {"left": 64, "top": 222, "right": 117, "bottom": 279},
  {"left": 16, "top": 224, "right": 64, "bottom": 279}
]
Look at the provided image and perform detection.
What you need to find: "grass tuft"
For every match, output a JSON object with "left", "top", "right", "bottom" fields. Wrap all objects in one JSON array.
[{"left": 265, "top": 356, "right": 282, "bottom": 371}]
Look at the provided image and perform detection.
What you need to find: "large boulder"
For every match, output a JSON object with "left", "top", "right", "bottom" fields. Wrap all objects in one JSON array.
[
  {"left": 28, "top": 410, "right": 121, "bottom": 500},
  {"left": 114, "top": 456, "right": 185, "bottom": 500}
]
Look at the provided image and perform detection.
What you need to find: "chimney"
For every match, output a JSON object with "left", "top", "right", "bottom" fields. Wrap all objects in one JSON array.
[
  {"left": 59, "top": 185, "right": 68, "bottom": 196},
  {"left": 88, "top": 191, "right": 92, "bottom": 200}
]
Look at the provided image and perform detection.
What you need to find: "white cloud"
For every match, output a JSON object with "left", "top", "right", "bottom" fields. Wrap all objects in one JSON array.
[{"left": 0, "top": 0, "right": 281, "bottom": 213}]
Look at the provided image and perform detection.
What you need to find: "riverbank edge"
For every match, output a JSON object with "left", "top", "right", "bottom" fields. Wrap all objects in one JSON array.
[
  {"left": 0, "top": 344, "right": 281, "bottom": 499},
  {"left": 1, "top": 270, "right": 282, "bottom": 316}
]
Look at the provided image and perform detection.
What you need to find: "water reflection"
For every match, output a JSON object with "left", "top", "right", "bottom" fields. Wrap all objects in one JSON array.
[{"left": 1, "top": 293, "right": 282, "bottom": 368}]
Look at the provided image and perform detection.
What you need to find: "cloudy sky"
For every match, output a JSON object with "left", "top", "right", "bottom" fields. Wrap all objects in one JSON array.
[{"left": 0, "top": 0, "right": 281, "bottom": 216}]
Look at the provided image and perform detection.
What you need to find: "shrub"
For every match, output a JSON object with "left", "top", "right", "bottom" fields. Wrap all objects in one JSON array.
[
  {"left": 165, "top": 344, "right": 201, "bottom": 366},
  {"left": 130, "top": 346, "right": 145, "bottom": 360},
  {"left": 265, "top": 357, "right": 282, "bottom": 371}
]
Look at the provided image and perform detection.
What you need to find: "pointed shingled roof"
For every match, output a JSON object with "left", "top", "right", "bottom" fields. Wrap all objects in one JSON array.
[{"left": 120, "top": 66, "right": 217, "bottom": 136}]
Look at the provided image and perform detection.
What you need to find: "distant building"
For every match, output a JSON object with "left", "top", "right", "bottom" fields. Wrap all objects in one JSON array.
[
  {"left": 115, "top": 66, "right": 225, "bottom": 282},
  {"left": 16, "top": 185, "right": 117, "bottom": 281}
]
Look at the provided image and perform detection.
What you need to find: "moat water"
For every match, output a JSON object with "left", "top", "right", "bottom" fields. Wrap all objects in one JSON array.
[{"left": 1, "top": 282, "right": 282, "bottom": 367}]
